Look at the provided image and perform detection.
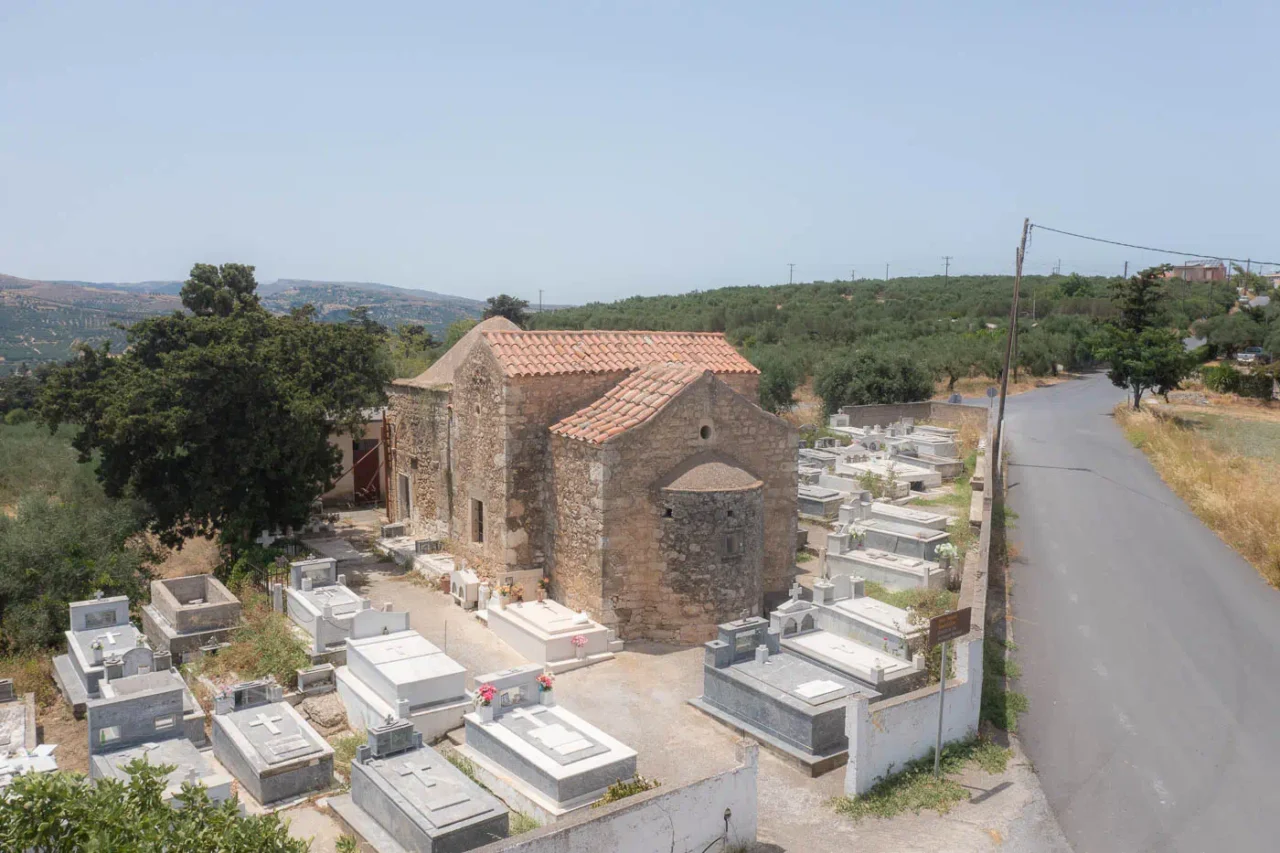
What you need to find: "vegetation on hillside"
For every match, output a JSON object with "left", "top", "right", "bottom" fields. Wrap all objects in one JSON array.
[
  {"left": 529, "top": 273, "right": 1238, "bottom": 414},
  {"left": 0, "top": 422, "right": 154, "bottom": 650}
]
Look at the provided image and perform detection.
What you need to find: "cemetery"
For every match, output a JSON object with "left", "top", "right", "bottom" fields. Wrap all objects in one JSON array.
[
  {"left": 797, "top": 484, "right": 844, "bottom": 519},
  {"left": 454, "top": 664, "right": 638, "bottom": 822},
  {"left": 484, "top": 599, "right": 616, "bottom": 673},
  {"left": 211, "top": 678, "right": 335, "bottom": 806},
  {"left": 87, "top": 671, "right": 232, "bottom": 805},
  {"left": 142, "top": 573, "right": 243, "bottom": 664},
  {"left": 336, "top": 628, "right": 471, "bottom": 741},
  {"left": 280, "top": 557, "right": 411, "bottom": 662},
  {"left": 689, "top": 616, "right": 876, "bottom": 775},
  {"left": 329, "top": 717, "right": 510, "bottom": 852}
]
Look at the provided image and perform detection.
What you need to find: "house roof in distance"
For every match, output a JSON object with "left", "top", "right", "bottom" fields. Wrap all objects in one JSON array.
[
  {"left": 550, "top": 364, "right": 705, "bottom": 444},
  {"left": 481, "top": 330, "right": 758, "bottom": 377}
]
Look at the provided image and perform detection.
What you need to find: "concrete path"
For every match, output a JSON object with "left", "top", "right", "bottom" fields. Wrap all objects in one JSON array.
[{"left": 1002, "top": 373, "right": 1280, "bottom": 852}]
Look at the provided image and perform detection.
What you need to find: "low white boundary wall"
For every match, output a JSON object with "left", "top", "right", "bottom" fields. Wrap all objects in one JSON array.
[{"left": 473, "top": 741, "right": 758, "bottom": 853}]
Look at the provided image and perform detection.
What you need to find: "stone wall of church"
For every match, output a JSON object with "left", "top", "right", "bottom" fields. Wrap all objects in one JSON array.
[
  {"left": 546, "top": 436, "right": 607, "bottom": 614},
  {"left": 445, "top": 346, "right": 510, "bottom": 574},
  {"left": 503, "top": 370, "right": 629, "bottom": 571},
  {"left": 385, "top": 384, "right": 450, "bottom": 533},
  {"left": 656, "top": 485, "right": 765, "bottom": 636},
  {"left": 595, "top": 374, "right": 798, "bottom": 643}
]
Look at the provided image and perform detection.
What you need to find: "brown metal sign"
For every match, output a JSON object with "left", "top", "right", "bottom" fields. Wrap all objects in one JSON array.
[{"left": 927, "top": 607, "right": 972, "bottom": 647}]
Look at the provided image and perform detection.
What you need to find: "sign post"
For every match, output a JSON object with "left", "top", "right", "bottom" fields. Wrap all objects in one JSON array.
[{"left": 927, "top": 606, "right": 972, "bottom": 778}]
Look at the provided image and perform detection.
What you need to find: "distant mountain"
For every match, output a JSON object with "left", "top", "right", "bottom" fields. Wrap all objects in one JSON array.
[
  {"left": 256, "top": 279, "right": 484, "bottom": 330},
  {"left": 51, "top": 279, "right": 185, "bottom": 295},
  {"left": 0, "top": 272, "right": 485, "bottom": 371}
]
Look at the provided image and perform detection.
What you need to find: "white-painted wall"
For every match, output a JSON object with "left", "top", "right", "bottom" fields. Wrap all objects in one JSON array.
[
  {"left": 474, "top": 742, "right": 758, "bottom": 853},
  {"left": 845, "top": 636, "right": 983, "bottom": 795}
]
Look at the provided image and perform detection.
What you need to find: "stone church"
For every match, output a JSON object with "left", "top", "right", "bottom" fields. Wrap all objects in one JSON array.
[{"left": 385, "top": 316, "right": 797, "bottom": 642}]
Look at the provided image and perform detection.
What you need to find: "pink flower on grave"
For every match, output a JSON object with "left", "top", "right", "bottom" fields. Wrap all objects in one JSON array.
[
  {"left": 570, "top": 634, "right": 588, "bottom": 648},
  {"left": 477, "top": 683, "right": 497, "bottom": 706},
  {"left": 537, "top": 673, "right": 554, "bottom": 691}
]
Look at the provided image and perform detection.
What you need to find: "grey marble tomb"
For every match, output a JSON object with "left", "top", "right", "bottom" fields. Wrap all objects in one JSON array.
[{"left": 330, "top": 717, "right": 509, "bottom": 852}]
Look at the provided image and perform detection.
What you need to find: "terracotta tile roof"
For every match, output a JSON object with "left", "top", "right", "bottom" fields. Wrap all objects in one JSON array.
[
  {"left": 550, "top": 365, "right": 706, "bottom": 444},
  {"left": 481, "top": 330, "right": 758, "bottom": 377}
]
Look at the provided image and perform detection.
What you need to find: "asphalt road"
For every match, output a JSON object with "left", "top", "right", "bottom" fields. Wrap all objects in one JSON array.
[{"left": 1001, "top": 374, "right": 1280, "bottom": 852}]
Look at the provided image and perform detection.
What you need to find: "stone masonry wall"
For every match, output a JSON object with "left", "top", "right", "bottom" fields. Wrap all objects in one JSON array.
[
  {"left": 504, "top": 371, "right": 630, "bottom": 571},
  {"left": 656, "top": 485, "right": 764, "bottom": 637},
  {"left": 597, "top": 374, "right": 797, "bottom": 642},
  {"left": 444, "top": 346, "right": 509, "bottom": 573},
  {"left": 386, "top": 384, "right": 450, "bottom": 532},
  {"left": 547, "top": 436, "right": 606, "bottom": 612}
]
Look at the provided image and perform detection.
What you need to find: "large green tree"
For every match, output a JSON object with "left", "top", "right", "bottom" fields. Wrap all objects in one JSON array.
[
  {"left": 814, "top": 349, "right": 933, "bottom": 415},
  {"left": 0, "top": 759, "right": 307, "bottom": 852},
  {"left": 483, "top": 293, "right": 530, "bottom": 327},
  {"left": 1097, "top": 266, "right": 1194, "bottom": 409},
  {"left": 40, "top": 263, "right": 391, "bottom": 551}
]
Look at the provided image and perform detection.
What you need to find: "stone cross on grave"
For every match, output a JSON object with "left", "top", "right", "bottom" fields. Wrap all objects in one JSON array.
[
  {"left": 248, "top": 712, "right": 284, "bottom": 735},
  {"left": 96, "top": 630, "right": 120, "bottom": 647},
  {"left": 397, "top": 757, "right": 436, "bottom": 790},
  {"left": 789, "top": 582, "right": 804, "bottom": 603}
]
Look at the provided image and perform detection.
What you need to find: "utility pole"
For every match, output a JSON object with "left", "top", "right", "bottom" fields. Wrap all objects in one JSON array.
[
  {"left": 538, "top": 289, "right": 543, "bottom": 314},
  {"left": 1123, "top": 261, "right": 1128, "bottom": 279},
  {"left": 943, "top": 256, "right": 952, "bottom": 286},
  {"left": 886, "top": 263, "right": 890, "bottom": 282},
  {"left": 994, "top": 218, "right": 1030, "bottom": 474},
  {"left": 788, "top": 263, "right": 795, "bottom": 285},
  {"left": 851, "top": 268, "right": 856, "bottom": 283}
]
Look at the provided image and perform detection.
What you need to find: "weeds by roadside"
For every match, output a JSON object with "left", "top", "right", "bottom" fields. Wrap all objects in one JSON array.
[
  {"left": 829, "top": 737, "right": 1011, "bottom": 822},
  {"left": 1116, "top": 405, "right": 1280, "bottom": 587}
]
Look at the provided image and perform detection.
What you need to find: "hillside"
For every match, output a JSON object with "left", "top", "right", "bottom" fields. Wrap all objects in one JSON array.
[
  {"left": 0, "top": 273, "right": 485, "bottom": 371},
  {"left": 0, "top": 274, "right": 182, "bottom": 369},
  {"left": 258, "top": 279, "right": 483, "bottom": 329}
]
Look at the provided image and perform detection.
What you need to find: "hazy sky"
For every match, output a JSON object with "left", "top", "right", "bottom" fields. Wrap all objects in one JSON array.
[{"left": 3, "top": 2, "right": 1278, "bottom": 304}]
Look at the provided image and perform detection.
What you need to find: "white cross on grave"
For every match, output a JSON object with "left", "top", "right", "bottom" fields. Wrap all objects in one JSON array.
[
  {"left": 97, "top": 630, "right": 120, "bottom": 647},
  {"left": 248, "top": 712, "right": 284, "bottom": 736},
  {"left": 507, "top": 706, "right": 545, "bottom": 728},
  {"left": 789, "top": 583, "right": 804, "bottom": 603}
]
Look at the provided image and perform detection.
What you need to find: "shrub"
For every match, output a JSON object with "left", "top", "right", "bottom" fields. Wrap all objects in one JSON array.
[
  {"left": 0, "top": 760, "right": 307, "bottom": 851},
  {"left": 3, "top": 409, "right": 30, "bottom": 425},
  {"left": 1200, "top": 364, "right": 1274, "bottom": 399},
  {"left": 593, "top": 774, "right": 661, "bottom": 807},
  {"left": 194, "top": 583, "right": 308, "bottom": 689}
]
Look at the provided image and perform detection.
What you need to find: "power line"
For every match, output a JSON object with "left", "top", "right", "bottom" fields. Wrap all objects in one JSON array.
[{"left": 1030, "top": 223, "right": 1280, "bottom": 268}]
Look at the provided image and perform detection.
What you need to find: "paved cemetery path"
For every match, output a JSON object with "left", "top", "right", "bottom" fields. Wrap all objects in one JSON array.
[{"left": 1000, "top": 374, "right": 1280, "bottom": 852}]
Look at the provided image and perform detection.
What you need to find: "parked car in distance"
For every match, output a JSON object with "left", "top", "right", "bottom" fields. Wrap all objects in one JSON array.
[{"left": 1237, "top": 346, "right": 1271, "bottom": 365}]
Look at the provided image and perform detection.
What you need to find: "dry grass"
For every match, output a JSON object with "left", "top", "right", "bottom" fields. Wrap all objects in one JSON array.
[
  {"left": 0, "top": 651, "right": 58, "bottom": 708},
  {"left": 932, "top": 374, "right": 1072, "bottom": 401},
  {"left": 1117, "top": 405, "right": 1280, "bottom": 587}
]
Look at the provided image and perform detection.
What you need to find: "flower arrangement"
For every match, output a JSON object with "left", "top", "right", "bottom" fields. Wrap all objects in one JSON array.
[
  {"left": 537, "top": 673, "right": 554, "bottom": 692},
  {"left": 570, "top": 634, "right": 588, "bottom": 649},
  {"left": 537, "top": 576, "right": 550, "bottom": 591},
  {"left": 497, "top": 583, "right": 514, "bottom": 599},
  {"left": 511, "top": 583, "right": 524, "bottom": 601},
  {"left": 936, "top": 543, "right": 959, "bottom": 561},
  {"left": 477, "top": 683, "right": 497, "bottom": 707}
]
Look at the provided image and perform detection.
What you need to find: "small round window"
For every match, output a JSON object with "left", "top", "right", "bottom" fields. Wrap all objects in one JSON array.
[{"left": 700, "top": 425, "right": 712, "bottom": 440}]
